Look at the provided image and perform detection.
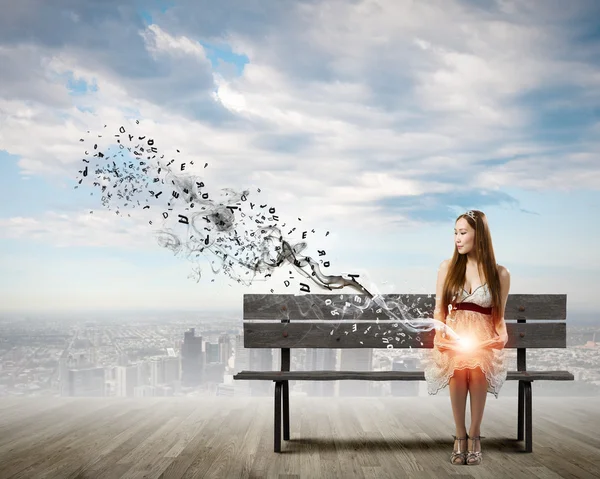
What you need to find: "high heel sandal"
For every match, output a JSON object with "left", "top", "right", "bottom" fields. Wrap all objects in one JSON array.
[
  {"left": 450, "top": 434, "right": 468, "bottom": 465},
  {"left": 466, "top": 435, "right": 485, "bottom": 465}
]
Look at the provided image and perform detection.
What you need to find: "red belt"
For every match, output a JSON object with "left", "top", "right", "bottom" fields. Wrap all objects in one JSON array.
[{"left": 452, "top": 302, "right": 492, "bottom": 315}]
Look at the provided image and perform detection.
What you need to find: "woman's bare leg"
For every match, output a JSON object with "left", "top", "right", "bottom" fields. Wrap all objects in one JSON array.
[
  {"left": 467, "top": 367, "right": 488, "bottom": 455},
  {"left": 449, "top": 368, "right": 469, "bottom": 437}
]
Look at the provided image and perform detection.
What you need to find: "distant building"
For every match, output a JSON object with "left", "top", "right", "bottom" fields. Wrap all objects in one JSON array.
[
  {"left": 249, "top": 349, "right": 273, "bottom": 396},
  {"left": 68, "top": 367, "right": 106, "bottom": 397},
  {"left": 233, "top": 335, "right": 251, "bottom": 393},
  {"left": 391, "top": 358, "right": 419, "bottom": 396},
  {"left": 164, "top": 357, "right": 180, "bottom": 383},
  {"left": 234, "top": 335, "right": 249, "bottom": 371},
  {"left": 206, "top": 342, "right": 220, "bottom": 364},
  {"left": 339, "top": 349, "right": 373, "bottom": 397},
  {"left": 133, "top": 384, "right": 174, "bottom": 397},
  {"left": 181, "top": 328, "right": 204, "bottom": 386},
  {"left": 58, "top": 353, "right": 77, "bottom": 396},
  {"left": 137, "top": 361, "right": 150, "bottom": 387},
  {"left": 116, "top": 365, "right": 139, "bottom": 397},
  {"left": 305, "top": 349, "right": 336, "bottom": 397},
  {"left": 204, "top": 363, "right": 226, "bottom": 384},
  {"left": 216, "top": 383, "right": 251, "bottom": 397},
  {"left": 146, "top": 357, "right": 179, "bottom": 387},
  {"left": 219, "top": 335, "right": 232, "bottom": 365},
  {"left": 149, "top": 358, "right": 164, "bottom": 386},
  {"left": 133, "top": 385, "right": 155, "bottom": 397}
]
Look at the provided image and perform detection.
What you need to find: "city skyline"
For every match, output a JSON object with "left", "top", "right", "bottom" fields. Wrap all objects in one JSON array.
[{"left": 1, "top": 313, "right": 598, "bottom": 399}]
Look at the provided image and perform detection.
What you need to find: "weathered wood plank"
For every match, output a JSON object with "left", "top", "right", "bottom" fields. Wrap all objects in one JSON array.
[
  {"left": 243, "top": 294, "right": 567, "bottom": 321},
  {"left": 243, "top": 322, "right": 567, "bottom": 349},
  {"left": 233, "top": 370, "right": 575, "bottom": 381},
  {"left": 1, "top": 397, "right": 599, "bottom": 477}
]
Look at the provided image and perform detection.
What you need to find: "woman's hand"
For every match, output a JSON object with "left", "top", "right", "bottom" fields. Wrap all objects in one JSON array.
[
  {"left": 477, "top": 336, "right": 507, "bottom": 350},
  {"left": 435, "top": 337, "right": 462, "bottom": 352}
]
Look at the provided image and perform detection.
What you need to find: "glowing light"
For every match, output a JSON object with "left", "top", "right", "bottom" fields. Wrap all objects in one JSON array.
[{"left": 458, "top": 336, "right": 476, "bottom": 351}]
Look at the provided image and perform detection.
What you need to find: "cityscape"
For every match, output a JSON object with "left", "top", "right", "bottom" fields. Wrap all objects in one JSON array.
[{"left": 1, "top": 310, "right": 598, "bottom": 399}]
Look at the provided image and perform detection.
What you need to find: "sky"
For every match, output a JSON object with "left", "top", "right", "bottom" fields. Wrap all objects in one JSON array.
[{"left": 0, "top": 0, "right": 599, "bottom": 317}]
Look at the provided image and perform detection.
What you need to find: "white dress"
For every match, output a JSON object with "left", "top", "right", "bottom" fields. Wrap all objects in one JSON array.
[{"left": 423, "top": 284, "right": 508, "bottom": 398}]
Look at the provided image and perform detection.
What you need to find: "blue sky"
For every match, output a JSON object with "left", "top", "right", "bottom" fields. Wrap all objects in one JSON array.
[{"left": 0, "top": 0, "right": 599, "bottom": 317}]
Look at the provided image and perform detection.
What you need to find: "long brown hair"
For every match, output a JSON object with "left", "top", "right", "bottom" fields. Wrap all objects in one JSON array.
[{"left": 441, "top": 210, "right": 502, "bottom": 328}]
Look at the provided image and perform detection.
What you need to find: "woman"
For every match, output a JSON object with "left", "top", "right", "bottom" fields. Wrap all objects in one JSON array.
[{"left": 424, "top": 210, "right": 510, "bottom": 466}]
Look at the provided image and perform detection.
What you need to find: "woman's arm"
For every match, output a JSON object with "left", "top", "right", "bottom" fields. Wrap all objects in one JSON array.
[
  {"left": 496, "top": 266, "right": 511, "bottom": 346},
  {"left": 479, "top": 266, "right": 511, "bottom": 350}
]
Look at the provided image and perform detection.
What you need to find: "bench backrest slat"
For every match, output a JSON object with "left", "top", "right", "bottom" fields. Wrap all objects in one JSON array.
[
  {"left": 243, "top": 294, "right": 566, "bottom": 321},
  {"left": 243, "top": 322, "right": 567, "bottom": 349}
]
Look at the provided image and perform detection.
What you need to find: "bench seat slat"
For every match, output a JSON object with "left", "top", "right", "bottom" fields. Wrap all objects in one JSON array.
[
  {"left": 233, "top": 370, "right": 574, "bottom": 381},
  {"left": 243, "top": 322, "right": 567, "bottom": 349}
]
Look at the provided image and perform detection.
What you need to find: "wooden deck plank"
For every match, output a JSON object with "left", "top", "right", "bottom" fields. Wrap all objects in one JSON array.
[
  {"left": 210, "top": 402, "right": 268, "bottom": 479},
  {"left": 153, "top": 408, "right": 217, "bottom": 479},
  {"left": 245, "top": 403, "right": 273, "bottom": 478},
  {"left": 0, "top": 398, "right": 71, "bottom": 426},
  {"left": 168, "top": 406, "right": 233, "bottom": 479},
  {"left": 0, "top": 401, "right": 126, "bottom": 477},
  {"left": 0, "top": 397, "right": 598, "bottom": 479},
  {"left": 311, "top": 398, "right": 337, "bottom": 478},
  {"left": 0, "top": 399, "right": 99, "bottom": 451},
  {"left": 327, "top": 401, "right": 366, "bottom": 478},
  {"left": 70, "top": 401, "right": 176, "bottom": 479},
  {"left": 362, "top": 401, "right": 426, "bottom": 476},
  {"left": 295, "top": 398, "right": 324, "bottom": 478}
]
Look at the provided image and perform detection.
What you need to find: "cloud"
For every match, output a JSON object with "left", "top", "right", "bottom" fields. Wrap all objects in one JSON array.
[
  {"left": 141, "top": 23, "right": 207, "bottom": 60},
  {"left": 0, "top": 45, "right": 74, "bottom": 108},
  {"left": 0, "top": 0, "right": 599, "bottom": 252},
  {"left": 0, "top": 210, "right": 158, "bottom": 249}
]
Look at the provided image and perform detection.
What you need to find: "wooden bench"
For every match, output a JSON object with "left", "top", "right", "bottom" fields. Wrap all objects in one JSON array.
[{"left": 233, "top": 293, "right": 574, "bottom": 453}]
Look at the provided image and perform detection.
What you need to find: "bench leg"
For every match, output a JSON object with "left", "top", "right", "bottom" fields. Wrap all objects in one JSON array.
[
  {"left": 283, "top": 380, "right": 290, "bottom": 441},
  {"left": 524, "top": 381, "right": 533, "bottom": 453},
  {"left": 274, "top": 381, "right": 282, "bottom": 453},
  {"left": 518, "top": 381, "right": 524, "bottom": 441}
]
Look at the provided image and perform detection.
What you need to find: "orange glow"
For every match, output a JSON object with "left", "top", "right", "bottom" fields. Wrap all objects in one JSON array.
[{"left": 458, "top": 336, "right": 476, "bottom": 351}]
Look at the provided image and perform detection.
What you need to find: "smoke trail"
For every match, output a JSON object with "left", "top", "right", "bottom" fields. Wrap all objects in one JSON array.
[{"left": 74, "top": 121, "right": 456, "bottom": 347}]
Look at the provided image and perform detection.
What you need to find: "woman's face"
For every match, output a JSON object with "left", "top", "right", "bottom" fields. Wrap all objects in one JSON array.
[{"left": 454, "top": 217, "right": 475, "bottom": 255}]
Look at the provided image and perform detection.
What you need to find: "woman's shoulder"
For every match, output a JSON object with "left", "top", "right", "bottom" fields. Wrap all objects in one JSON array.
[{"left": 496, "top": 263, "right": 510, "bottom": 277}]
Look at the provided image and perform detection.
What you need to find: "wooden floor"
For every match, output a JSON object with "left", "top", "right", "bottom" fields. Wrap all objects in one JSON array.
[{"left": 0, "top": 395, "right": 599, "bottom": 479}]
